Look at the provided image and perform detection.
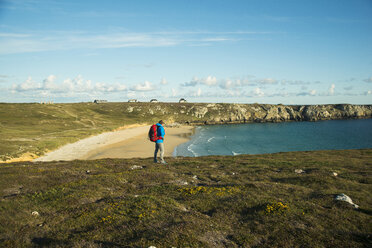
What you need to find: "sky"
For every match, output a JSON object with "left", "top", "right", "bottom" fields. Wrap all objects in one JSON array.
[{"left": 0, "top": 0, "right": 371, "bottom": 104}]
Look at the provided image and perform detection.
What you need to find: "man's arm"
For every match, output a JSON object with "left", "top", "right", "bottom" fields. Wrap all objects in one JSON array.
[{"left": 158, "top": 126, "right": 165, "bottom": 139}]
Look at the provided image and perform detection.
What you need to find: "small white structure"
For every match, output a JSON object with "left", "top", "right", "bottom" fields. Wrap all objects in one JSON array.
[
  {"left": 94, "top": 100, "right": 108, "bottom": 104},
  {"left": 128, "top": 99, "right": 137, "bottom": 102},
  {"left": 179, "top": 98, "right": 187, "bottom": 103},
  {"left": 150, "top": 99, "right": 158, "bottom": 103}
]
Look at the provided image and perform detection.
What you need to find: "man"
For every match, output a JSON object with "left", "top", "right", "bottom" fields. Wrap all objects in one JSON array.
[{"left": 154, "top": 120, "right": 166, "bottom": 164}]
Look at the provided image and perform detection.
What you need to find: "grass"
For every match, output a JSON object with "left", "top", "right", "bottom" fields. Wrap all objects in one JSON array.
[
  {"left": 0, "top": 102, "right": 189, "bottom": 161},
  {"left": 1, "top": 102, "right": 370, "bottom": 161},
  {"left": 0, "top": 149, "right": 371, "bottom": 247},
  {"left": 0, "top": 102, "right": 229, "bottom": 161}
]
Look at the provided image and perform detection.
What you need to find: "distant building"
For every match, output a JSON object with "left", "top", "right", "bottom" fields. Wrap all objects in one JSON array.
[
  {"left": 150, "top": 99, "right": 158, "bottom": 103},
  {"left": 128, "top": 99, "right": 137, "bottom": 102},
  {"left": 179, "top": 98, "right": 187, "bottom": 103},
  {"left": 40, "top": 101, "right": 54, "bottom": 104},
  {"left": 94, "top": 100, "right": 108, "bottom": 104}
]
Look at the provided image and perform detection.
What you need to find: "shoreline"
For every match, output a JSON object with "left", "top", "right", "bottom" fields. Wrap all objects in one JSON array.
[
  {"left": 82, "top": 125, "right": 195, "bottom": 160},
  {"left": 34, "top": 125, "right": 194, "bottom": 162}
]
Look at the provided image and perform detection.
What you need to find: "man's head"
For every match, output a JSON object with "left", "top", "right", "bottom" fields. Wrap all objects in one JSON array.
[{"left": 159, "top": 120, "right": 164, "bottom": 125}]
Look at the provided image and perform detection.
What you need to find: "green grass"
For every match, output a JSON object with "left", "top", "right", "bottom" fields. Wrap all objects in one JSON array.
[
  {"left": 0, "top": 102, "right": 195, "bottom": 161},
  {"left": 1, "top": 149, "right": 371, "bottom": 247}
]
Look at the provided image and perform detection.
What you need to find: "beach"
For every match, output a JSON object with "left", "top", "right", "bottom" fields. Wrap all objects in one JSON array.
[
  {"left": 34, "top": 125, "right": 194, "bottom": 162},
  {"left": 82, "top": 125, "right": 194, "bottom": 160}
]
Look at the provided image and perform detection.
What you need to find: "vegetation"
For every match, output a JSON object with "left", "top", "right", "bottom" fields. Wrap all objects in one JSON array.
[
  {"left": 0, "top": 102, "right": 195, "bottom": 161},
  {"left": 1, "top": 149, "right": 371, "bottom": 247},
  {"left": 1, "top": 102, "right": 371, "bottom": 161}
]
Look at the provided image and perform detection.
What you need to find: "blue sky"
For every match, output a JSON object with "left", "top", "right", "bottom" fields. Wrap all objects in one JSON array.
[{"left": 0, "top": 0, "right": 371, "bottom": 104}]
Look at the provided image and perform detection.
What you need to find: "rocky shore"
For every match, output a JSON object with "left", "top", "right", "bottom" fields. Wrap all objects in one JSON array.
[{"left": 125, "top": 103, "right": 372, "bottom": 125}]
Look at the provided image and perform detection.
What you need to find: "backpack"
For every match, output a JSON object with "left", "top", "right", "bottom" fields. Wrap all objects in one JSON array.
[{"left": 148, "top": 124, "right": 159, "bottom": 142}]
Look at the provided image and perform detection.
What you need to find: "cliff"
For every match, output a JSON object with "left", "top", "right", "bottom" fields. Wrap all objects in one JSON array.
[
  {"left": 125, "top": 103, "right": 372, "bottom": 125},
  {"left": 1, "top": 102, "right": 371, "bottom": 161}
]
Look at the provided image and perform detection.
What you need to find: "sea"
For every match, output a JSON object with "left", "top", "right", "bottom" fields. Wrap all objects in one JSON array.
[{"left": 173, "top": 119, "right": 372, "bottom": 157}]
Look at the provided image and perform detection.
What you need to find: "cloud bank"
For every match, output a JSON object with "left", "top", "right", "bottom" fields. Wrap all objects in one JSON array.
[
  {"left": 12, "top": 75, "right": 128, "bottom": 95},
  {"left": 7, "top": 74, "right": 370, "bottom": 103}
]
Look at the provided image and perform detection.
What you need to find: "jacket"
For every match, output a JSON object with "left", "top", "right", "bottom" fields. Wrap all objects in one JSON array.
[{"left": 155, "top": 123, "right": 165, "bottom": 143}]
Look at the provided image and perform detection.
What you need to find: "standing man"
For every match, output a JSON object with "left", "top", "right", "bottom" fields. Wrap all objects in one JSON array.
[{"left": 154, "top": 120, "right": 166, "bottom": 164}]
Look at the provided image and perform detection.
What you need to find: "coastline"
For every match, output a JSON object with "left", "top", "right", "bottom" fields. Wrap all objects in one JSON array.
[
  {"left": 82, "top": 125, "right": 195, "bottom": 160},
  {"left": 1, "top": 103, "right": 371, "bottom": 163},
  {"left": 34, "top": 125, "right": 194, "bottom": 162}
]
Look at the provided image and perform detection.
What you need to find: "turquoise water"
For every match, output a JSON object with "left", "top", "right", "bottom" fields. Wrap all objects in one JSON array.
[{"left": 173, "top": 119, "right": 372, "bottom": 157}]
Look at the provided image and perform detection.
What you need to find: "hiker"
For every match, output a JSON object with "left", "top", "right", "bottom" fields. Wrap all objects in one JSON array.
[{"left": 154, "top": 120, "right": 166, "bottom": 164}]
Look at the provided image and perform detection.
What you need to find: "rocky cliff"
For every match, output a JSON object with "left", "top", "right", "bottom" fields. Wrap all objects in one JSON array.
[{"left": 125, "top": 103, "right": 372, "bottom": 125}]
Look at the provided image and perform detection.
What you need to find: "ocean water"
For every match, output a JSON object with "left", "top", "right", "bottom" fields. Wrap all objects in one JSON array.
[{"left": 173, "top": 119, "right": 372, "bottom": 157}]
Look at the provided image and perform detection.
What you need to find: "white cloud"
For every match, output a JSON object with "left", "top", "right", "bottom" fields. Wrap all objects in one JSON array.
[
  {"left": 253, "top": 87, "right": 264, "bottom": 97},
  {"left": 127, "top": 91, "right": 136, "bottom": 98},
  {"left": 12, "top": 76, "right": 41, "bottom": 92},
  {"left": 182, "top": 79, "right": 198, "bottom": 87},
  {"left": 130, "top": 81, "right": 154, "bottom": 91},
  {"left": 12, "top": 75, "right": 127, "bottom": 95},
  {"left": 0, "top": 30, "right": 276, "bottom": 54},
  {"left": 296, "top": 89, "right": 317, "bottom": 96},
  {"left": 42, "top": 75, "right": 57, "bottom": 90},
  {"left": 280, "top": 80, "right": 310, "bottom": 85},
  {"left": 328, "top": 84, "right": 335, "bottom": 95},
  {"left": 182, "top": 76, "right": 255, "bottom": 89},
  {"left": 160, "top": 78, "right": 168, "bottom": 85},
  {"left": 171, "top": 88, "right": 177, "bottom": 97},
  {"left": 220, "top": 79, "right": 234, "bottom": 89},
  {"left": 256, "top": 78, "right": 278, "bottom": 84},
  {"left": 203, "top": 76, "right": 217, "bottom": 86},
  {"left": 59, "top": 76, "right": 95, "bottom": 93},
  {"left": 182, "top": 76, "right": 286, "bottom": 90},
  {"left": 182, "top": 76, "right": 217, "bottom": 87}
]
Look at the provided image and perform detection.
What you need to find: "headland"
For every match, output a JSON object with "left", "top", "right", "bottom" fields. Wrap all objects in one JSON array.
[{"left": 0, "top": 102, "right": 371, "bottom": 162}]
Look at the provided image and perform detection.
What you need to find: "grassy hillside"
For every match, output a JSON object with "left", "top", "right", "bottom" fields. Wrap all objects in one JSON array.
[
  {"left": 0, "top": 102, "right": 174, "bottom": 161},
  {"left": 0, "top": 149, "right": 371, "bottom": 247},
  {"left": 1, "top": 102, "right": 371, "bottom": 162}
]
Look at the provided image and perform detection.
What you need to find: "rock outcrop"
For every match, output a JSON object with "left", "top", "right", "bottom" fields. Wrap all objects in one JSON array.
[
  {"left": 335, "top": 193, "right": 359, "bottom": 209},
  {"left": 124, "top": 103, "right": 372, "bottom": 125}
]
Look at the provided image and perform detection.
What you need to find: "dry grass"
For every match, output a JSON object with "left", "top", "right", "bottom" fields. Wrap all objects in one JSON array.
[{"left": 0, "top": 149, "right": 371, "bottom": 247}]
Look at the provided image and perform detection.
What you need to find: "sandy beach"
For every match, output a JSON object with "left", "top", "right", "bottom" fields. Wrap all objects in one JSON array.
[{"left": 34, "top": 125, "right": 194, "bottom": 162}]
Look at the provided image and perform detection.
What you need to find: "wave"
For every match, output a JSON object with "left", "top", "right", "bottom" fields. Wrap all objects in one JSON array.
[
  {"left": 207, "top": 137, "right": 215, "bottom": 143},
  {"left": 232, "top": 151, "right": 241, "bottom": 156},
  {"left": 187, "top": 144, "right": 198, "bottom": 157}
]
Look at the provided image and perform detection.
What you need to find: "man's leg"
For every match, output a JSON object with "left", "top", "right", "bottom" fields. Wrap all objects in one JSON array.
[
  {"left": 158, "top": 143, "right": 165, "bottom": 163},
  {"left": 154, "top": 143, "right": 159, "bottom": 163}
]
